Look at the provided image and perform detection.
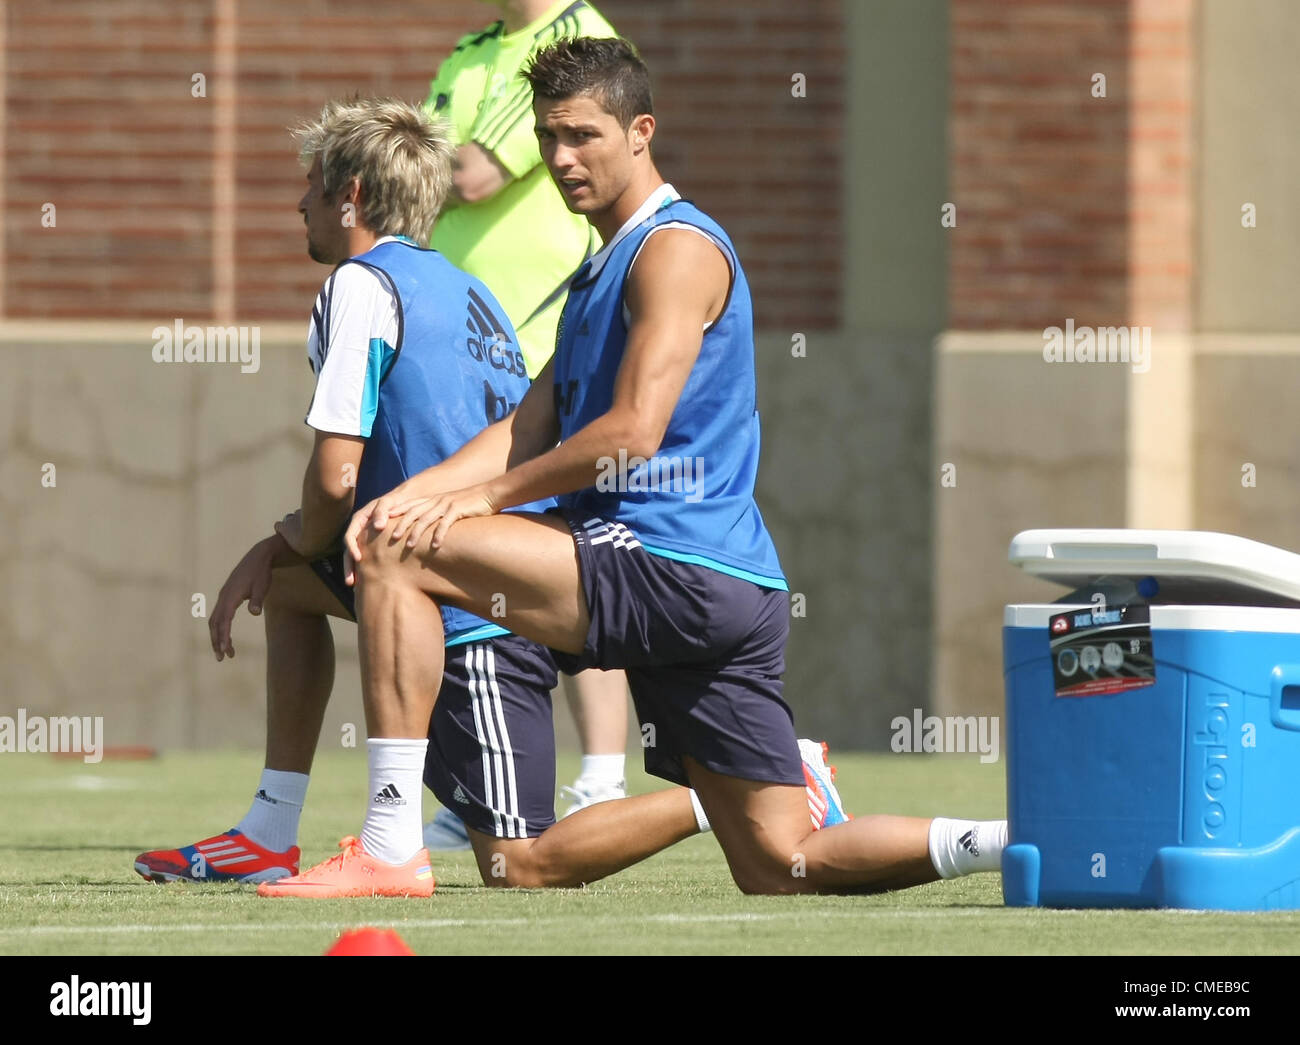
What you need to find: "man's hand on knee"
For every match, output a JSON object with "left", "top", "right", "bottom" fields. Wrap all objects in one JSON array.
[
  {"left": 343, "top": 490, "right": 424, "bottom": 584},
  {"left": 389, "top": 485, "right": 498, "bottom": 553}
]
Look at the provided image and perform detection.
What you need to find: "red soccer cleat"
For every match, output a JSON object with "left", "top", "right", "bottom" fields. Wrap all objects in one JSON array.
[{"left": 134, "top": 830, "right": 300, "bottom": 884}]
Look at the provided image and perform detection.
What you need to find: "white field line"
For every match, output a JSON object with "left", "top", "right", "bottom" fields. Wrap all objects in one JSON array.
[{"left": 0, "top": 907, "right": 1229, "bottom": 937}]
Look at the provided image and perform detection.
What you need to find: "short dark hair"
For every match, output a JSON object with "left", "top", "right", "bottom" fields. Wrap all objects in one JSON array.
[{"left": 523, "top": 36, "right": 653, "bottom": 128}]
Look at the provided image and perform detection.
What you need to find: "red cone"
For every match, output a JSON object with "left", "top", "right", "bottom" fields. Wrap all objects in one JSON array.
[{"left": 324, "top": 927, "right": 415, "bottom": 956}]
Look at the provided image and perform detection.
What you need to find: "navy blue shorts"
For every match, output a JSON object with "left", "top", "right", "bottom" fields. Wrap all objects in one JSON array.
[
  {"left": 424, "top": 635, "right": 560, "bottom": 839},
  {"left": 551, "top": 512, "right": 803, "bottom": 789},
  {"left": 309, "top": 552, "right": 355, "bottom": 617}
]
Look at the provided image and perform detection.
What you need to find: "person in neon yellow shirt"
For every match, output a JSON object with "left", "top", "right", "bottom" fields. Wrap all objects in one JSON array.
[
  {"left": 427, "top": 0, "right": 616, "bottom": 377},
  {"left": 422, "top": 1, "right": 630, "bottom": 850}
]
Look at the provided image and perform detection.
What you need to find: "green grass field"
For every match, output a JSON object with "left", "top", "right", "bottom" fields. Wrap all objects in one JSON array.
[{"left": 2, "top": 749, "right": 1298, "bottom": 956}]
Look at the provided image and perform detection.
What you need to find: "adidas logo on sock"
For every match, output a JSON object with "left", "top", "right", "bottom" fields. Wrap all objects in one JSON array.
[
  {"left": 959, "top": 828, "right": 980, "bottom": 858},
  {"left": 254, "top": 788, "right": 278, "bottom": 806},
  {"left": 452, "top": 785, "right": 470, "bottom": 805},
  {"left": 374, "top": 784, "right": 406, "bottom": 806}
]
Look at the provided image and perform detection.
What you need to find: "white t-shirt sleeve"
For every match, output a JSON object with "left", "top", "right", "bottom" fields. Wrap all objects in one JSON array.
[{"left": 304, "top": 264, "right": 400, "bottom": 438}]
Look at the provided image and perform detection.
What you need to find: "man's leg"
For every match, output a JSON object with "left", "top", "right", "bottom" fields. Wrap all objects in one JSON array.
[
  {"left": 262, "top": 563, "right": 354, "bottom": 773},
  {"left": 351, "top": 515, "right": 585, "bottom": 866},
  {"left": 359, "top": 512, "right": 588, "bottom": 695},
  {"left": 352, "top": 512, "right": 997, "bottom": 896},
  {"left": 597, "top": 543, "right": 1002, "bottom": 897},
  {"left": 135, "top": 563, "right": 352, "bottom": 882},
  {"left": 259, "top": 513, "right": 590, "bottom": 896},
  {"left": 273, "top": 512, "right": 1000, "bottom": 898},
  {"left": 467, "top": 788, "right": 698, "bottom": 888},
  {"left": 683, "top": 758, "right": 937, "bottom": 895},
  {"left": 421, "top": 638, "right": 865, "bottom": 890},
  {"left": 354, "top": 511, "right": 587, "bottom": 737},
  {"left": 233, "top": 564, "right": 354, "bottom": 852}
]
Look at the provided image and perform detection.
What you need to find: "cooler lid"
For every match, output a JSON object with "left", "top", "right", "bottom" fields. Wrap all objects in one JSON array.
[{"left": 1008, "top": 528, "right": 1300, "bottom": 606}]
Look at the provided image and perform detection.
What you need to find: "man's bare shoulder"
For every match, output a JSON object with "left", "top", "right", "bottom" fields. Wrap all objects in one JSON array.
[
  {"left": 628, "top": 226, "right": 729, "bottom": 290},
  {"left": 625, "top": 226, "right": 730, "bottom": 323}
]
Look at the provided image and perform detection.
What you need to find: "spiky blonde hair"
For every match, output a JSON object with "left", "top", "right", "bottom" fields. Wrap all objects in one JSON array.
[{"left": 293, "top": 97, "right": 454, "bottom": 242}]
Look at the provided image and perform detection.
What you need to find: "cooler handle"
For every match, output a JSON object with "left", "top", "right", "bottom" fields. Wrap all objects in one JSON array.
[{"left": 1268, "top": 665, "right": 1300, "bottom": 732}]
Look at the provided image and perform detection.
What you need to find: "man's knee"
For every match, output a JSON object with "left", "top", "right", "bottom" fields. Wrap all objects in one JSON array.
[
  {"left": 478, "top": 843, "right": 571, "bottom": 889},
  {"left": 727, "top": 846, "right": 818, "bottom": 895},
  {"left": 354, "top": 529, "right": 405, "bottom": 582},
  {"left": 483, "top": 863, "right": 547, "bottom": 889},
  {"left": 357, "top": 524, "right": 458, "bottom": 587}
]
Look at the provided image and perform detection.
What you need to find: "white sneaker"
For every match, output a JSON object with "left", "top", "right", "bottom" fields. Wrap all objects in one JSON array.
[
  {"left": 422, "top": 806, "right": 471, "bottom": 851},
  {"left": 558, "top": 778, "right": 627, "bottom": 818}
]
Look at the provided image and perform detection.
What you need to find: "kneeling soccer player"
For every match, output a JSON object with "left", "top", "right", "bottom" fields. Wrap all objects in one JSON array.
[
  {"left": 275, "top": 38, "right": 1006, "bottom": 898},
  {"left": 134, "top": 95, "right": 835, "bottom": 894},
  {"left": 134, "top": 96, "right": 548, "bottom": 888}
]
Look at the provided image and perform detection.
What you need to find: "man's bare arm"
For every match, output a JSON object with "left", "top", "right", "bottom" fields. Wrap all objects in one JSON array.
[
  {"left": 478, "top": 228, "right": 730, "bottom": 511},
  {"left": 390, "top": 356, "right": 561, "bottom": 505},
  {"left": 281, "top": 430, "right": 366, "bottom": 557},
  {"left": 347, "top": 231, "right": 729, "bottom": 560},
  {"left": 343, "top": 357, "right": 560, "bottom": 563}
]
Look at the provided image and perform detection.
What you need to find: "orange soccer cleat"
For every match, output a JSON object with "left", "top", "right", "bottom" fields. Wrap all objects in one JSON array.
[{"left": 256, "top": 836, "right": 434, "bottom": 899}]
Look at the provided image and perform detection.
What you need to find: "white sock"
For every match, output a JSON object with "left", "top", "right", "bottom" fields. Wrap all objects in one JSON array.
[
  {"left": 359, "top": 738, "right": 428, "bottom": 865},
  {"left": 928, "top": 818, "right": 1007, "bottom": 879},
  {"left": 577, "top": 753, "right": 625, "bottom": 787},
  {"left": 689, "top": 789, "right": 711, "bottom": 833},
  {"left": 234, "top": 768, "right": 308, "bottom": 852}
]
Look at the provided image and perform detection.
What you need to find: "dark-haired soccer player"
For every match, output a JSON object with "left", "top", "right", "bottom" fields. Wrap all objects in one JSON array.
[
  {"left": 421, "top": 0, "right": 630, "bottom": 851},
  {"left": 268, "top": 39, "right": 1005, "bottom": 897}
]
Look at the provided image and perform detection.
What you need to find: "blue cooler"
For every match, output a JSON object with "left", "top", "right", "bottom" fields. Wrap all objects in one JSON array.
[{"left": 1002, "top": 529, "right": 1300, "bottom": 910}]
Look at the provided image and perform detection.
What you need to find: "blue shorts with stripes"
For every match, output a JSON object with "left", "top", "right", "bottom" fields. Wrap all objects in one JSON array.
[
  {"left": 550, "top": 511, "right": 803, "bottom": 789},
  {"left": 423, "top": 635, "right": 560, "bottom": 840}
]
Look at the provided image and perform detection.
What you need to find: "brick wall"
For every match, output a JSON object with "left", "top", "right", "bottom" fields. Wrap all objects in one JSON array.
[
  {"left": 602, "top": 0, "right": 844, "bottom": 331},
  {"left": 4, "top": 1, "right": 218, "bottom": 319},
  {"left": 1125, "top": 0, "right": 1194, "bottom": 331},
  {"left": 948, "top": 0, "right": 1131, "bottom": 331},
  {"left": 947, "top": 0, "right": 1195, "bottom": 331},
  {"left": 2, "top": 0, "right": 843, "bottom": 331}
]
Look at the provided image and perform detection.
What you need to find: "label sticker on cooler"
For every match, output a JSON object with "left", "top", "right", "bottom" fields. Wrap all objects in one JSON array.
[{"left": 1048, "top": 604, "right": 1156, "bottom": 698}]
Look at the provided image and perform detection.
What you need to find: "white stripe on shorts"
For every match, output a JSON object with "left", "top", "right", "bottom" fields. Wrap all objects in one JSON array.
[
  {"left": 474, "top": 646, "right": 511, "bottom": 838},
  {"left": 467, "top": 645, "right": 503, "bottom": 837},
  {"left": 467, "top": 643, "right": 527, "bottom": 839},
  {"left": 583, "top": 518, "right": 642, "bottom": 551},
  {"left": 482, "top": 644, "right": 526, "bottom": 838}
]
